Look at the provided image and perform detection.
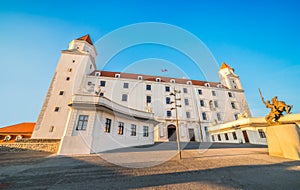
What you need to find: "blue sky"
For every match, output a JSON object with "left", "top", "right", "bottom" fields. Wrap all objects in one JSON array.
[{"left": 0, "top": 0, "right": 299, "bottom": 126}]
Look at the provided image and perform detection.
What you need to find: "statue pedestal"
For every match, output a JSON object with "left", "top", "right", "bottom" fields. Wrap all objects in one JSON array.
[{"left": 266, "top": 124, "right": 300, "bottom": 160}]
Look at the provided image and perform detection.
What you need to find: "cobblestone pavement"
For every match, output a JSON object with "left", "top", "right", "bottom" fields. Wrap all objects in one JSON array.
[{"left": 0, "top": 143, "right": 299, "bottom": 190}]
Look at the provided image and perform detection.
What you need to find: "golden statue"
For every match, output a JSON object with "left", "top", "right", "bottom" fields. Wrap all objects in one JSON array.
[{"left": 259, "top": 88, "right": 293, "bottom": 125}]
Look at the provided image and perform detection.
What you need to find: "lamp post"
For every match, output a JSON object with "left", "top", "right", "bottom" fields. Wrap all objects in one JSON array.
[{"left": 169, "top": 89, "right": 182, "bottom": 160}]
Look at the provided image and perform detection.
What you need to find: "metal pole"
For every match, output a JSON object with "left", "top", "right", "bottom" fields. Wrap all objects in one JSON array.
[{"left": 174, "top": 94, "right": 182, "bottom": 160}]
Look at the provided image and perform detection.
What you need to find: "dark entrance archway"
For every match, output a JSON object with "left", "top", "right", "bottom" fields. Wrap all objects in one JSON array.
[{"left": 167, "top": 124, "right": 177, "bottom": 141}]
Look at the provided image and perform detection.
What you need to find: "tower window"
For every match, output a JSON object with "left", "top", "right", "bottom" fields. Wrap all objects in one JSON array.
[
  {"left": 66, "top": 77, "right": 70, "bottom": 81},
  {"left": 167, "top": 111, "right": 172, "bottom": 117},
  {"left": 212, "top": 91, "right": 216, "bottom": 96},
  {"left": 202, "top": 112, "right": 207, "bottom": 120},
  {"left": 68, "top": 68, "right": 72, "bottom": 72},
  {"left": 165, "top": 86, "right": 170, "bottom": 92},
  {"left": 76, "top": 115, "right": 89, "bottom": 130},
  {"left": 225, "top": 133, "right": 229, "bottom": 140},
  {"left": 217, "top": 113, "right": 222, "bottom": 121},
  {"left": 131, "top": 124, "right": 137, "bottom": 136},
  {"left": 146, "top": 96, "right": 151, "bottom": 103},
  {"left": 186, "top": 111, "right": 191, "bottom": 118},
  {"left": 100, "top": 81, "right": 106, "bottom": 87},
  {"left": 146, "top": 84, "right": 151, "bottom": 90},
  {"left": 183, "top": 88, "right": 187, "bottom": 93},
  {"left": 258, "top": 129, "right": 266, "bottom": 138},
  {"left": 198, "top": 89, "right": 202, "bottom": 95},
  {"left": 59, "top": 91, "right": 64, "bottom": 95},
  {"left": 105, "top": 118, "right": 111, "bottom": 133},
  {"left": 118, "top": 122, "right": 124, "bottom": 135},
  {"left": 72, "top": 60, "right": 75, "bottom": 63},
  {"left": 143, "top": 126, "right": 149, "bottom": 137},
  {"left": 49, "top": 126, "right": 54, "bottom": 133},
  {"left": 123, "top": 82, "right": 129, "bottom": 88},
  {"left": 166, "top": 97, "right": 171, "bottom": 104},
  {"left": 228, "top": 92, "right": 233, "bottom": 98},
  {"left": 200, "top": 100, "right": 205, "bottom": 107},
  {"left": 54, "top": 107, "right": 60, "bottom": 112},
  {"left": 122, "top": 94, "right": 128, "bottom": 101},
  {"left": 231, "top": 102, "right": 236, "bottom": 109},
  {"left": 234, "top": 114, "right": 238, "bottom": 120},
  {"left": 214, "top": 100, "right": 218, "bottom": 108},
  {"left": 184, "top": 98, "right": 189, "bottom": 106},
  {"left": 232, "top": 132, "right": 237, "bottom": 140}
]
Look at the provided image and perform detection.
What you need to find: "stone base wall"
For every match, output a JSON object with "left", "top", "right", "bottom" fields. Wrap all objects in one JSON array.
[{"left": 0, "top": 139, "right": 60, "bottom": 153}]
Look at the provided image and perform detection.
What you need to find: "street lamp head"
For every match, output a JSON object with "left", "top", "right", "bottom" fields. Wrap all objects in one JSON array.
[
  {"left": 170, "top": 101, "right": 175, "bottom": 104},
  {"left": 170, "top": 107, "right": 176, "bottom": 110},
  {"left": 169, "top": 92, "right": 175, "bottom": 96}
]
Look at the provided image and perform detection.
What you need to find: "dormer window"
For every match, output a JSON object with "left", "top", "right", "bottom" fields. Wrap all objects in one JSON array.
[
  {"left": 205, "top": 83, "right": 210, "bottom": 87},
  {"left": 115, "top": 74, "right": 120, "bottom": 78},
  {"left": 138, "top": 76, "right": 143, "bottom": 80},
  {"left": 217, "top": 84, "right": 222, "bottom": 88},
  {"left": 170, "top": 79, "right": 175, "bottom": 83},
  {"left": 187, "top": 81, "right": 192, "bottom": 85},
  {"left": 156, "top": 78, "right": 161, "bottom": 82},
  {"left": 95, "top": 72, "right": 101, "bottom": 76}
]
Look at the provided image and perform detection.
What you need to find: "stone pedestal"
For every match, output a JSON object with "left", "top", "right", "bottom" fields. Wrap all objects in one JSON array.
[{"left": 266, "top": 124, "right": 300, "bottom": 160}]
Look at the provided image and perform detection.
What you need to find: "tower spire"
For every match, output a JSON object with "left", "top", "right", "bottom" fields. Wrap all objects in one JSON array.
[{"left": 77, "top": 34, "right": 93, "bottom": 45}]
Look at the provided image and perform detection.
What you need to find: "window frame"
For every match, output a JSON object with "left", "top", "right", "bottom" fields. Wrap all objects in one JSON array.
[
  {"left": 76, "top": 115, "right": 89, "bottom": 130},
  {"left": 143, "top": 126, "right": 149, "bottom": 137},
  {"left": 131, "top": 124, "right": 137, "bottom": 136},
  {"left": 104, "top": 118, "right": 112, "bottom": 133}
]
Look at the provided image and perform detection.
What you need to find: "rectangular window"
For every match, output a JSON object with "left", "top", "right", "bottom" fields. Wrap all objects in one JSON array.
[
  {"left": 231, "top": 102, "right": 236, "bottom": 109},
  {"left": 100, "top": 81, "right": 106, "bottom": 87},
  {"left": 105, "top": 118, "right": 111, "bottom": 133},
  {"left": 186, "top": 112, "right": 190, "bottom": 118},
  {"left": 200, "top": 100, "right": 205, "bottom": 107},
  {"left": 212, "top": 90, "right": 216, "bottom": 96},
  {"left": 118, "top": 122, "right": 124, "bottom": 135},
  {"left": 202, "top": 112, "right": 207, "bottom": 120},
  {"left": 123, "top": 83, "right": 129, "bottom": 88},
  {"left": 258, "top": 129, "right": 266, "bottom": 138},
  {"left": 214, "top": 100, "right": 218, "bottom": 108},
  {"left": 198, "top": 89, "right": 202, "bottom": 95},
  {"left": 225, "top": 133, "right": 229, "bottom": 140},
  {"left": 54, "top": 107, "right": 60, "bottom": 112},
  {"left": 184, "top": 98, "right": 189, "bottom": 106},
  {"left": 183, "top": 88, "right": 187, "bottom": 93},
  {"left": 166, "top": 97, "right": 171, "bottom": 104},
  {"left": 165, "top": 86, "right": 170, "bottom": 92},
  {"left": 218, "top": 134, "right": 221, "bottom": 141},
  {"left": 88, "top": 81, "right": 92, "bottom": 86},
  {"left": 131, "top": 124, "right": 136, "bottom": 136},
  {"left": 146, "top": 84, "right": 151, "bottom": 90},
  {"left": 211, "top": 135, "right": 215, "bottom": 142},
  {"left": 232, "top": 132, "right": 237, "bottom": 140},
  {"left": 143, "top": 126, "right": 149, "bottom": 137},
  {"left": 234, "top": 114, "right": 238, "bottom": 120},
  {"left": 122, "top": 94, "right": 128, "bottom": 101},
  {"left": 146, "top": 96, "right": 151, "bottom": 103},
  {"left": 76, "top": 115, "right": 89, "bottom": 130},
  {"left": 217, "top": 113, "right": 222, "bottom": 121},
  {"left": 167, "top": 110, "right": 172, "bottom": 117},
  {"left": 59, "top": 91, "right": 64, "bottom": 95},
  {"left": 228, "top": 92, "right": 233, "bottom": 98}
]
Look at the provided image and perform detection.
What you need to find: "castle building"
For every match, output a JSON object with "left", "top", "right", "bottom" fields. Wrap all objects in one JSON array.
[{"left": 32, "top": 35, "right": 251, "bottom": 154}]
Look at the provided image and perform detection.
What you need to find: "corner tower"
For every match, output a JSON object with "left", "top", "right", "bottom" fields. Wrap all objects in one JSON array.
[
  {"left": 32, "top": 35, "right": 97, "bottom": 139},
  {"left": 218, "top": 62, "right": 243, "bottom": 90}
]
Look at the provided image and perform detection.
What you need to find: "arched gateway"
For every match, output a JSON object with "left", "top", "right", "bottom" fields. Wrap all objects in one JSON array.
[{"left": 167, "top": 124, "right": 177, "bottom": 141}]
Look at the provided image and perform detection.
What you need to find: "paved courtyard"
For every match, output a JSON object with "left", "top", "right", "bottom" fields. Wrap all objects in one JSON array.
[{"left": 0, "top": 143, "right": 299, "bottom": 189}]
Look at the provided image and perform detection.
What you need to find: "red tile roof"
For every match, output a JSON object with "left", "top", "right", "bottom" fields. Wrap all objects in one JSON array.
[
  {"left": 0, "top": 122, "right": 35, "bottom": 134},
  {"left": 77, "top": 34, "right": 93, "bottom": 45},
  {"left": 91, "top": 70, "right": 227, "bottom": 88},
  {"left": 220, "top": 62, "right": 234, "bottom": 71}
]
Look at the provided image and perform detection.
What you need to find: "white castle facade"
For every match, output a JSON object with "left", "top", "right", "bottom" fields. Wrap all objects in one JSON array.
[{"left": 32, "top": 35, "right": 251, "bottom": 154}]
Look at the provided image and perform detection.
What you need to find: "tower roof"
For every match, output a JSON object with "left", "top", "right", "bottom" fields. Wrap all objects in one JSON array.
[
  {"left": 220, "top": 62, "right": 234, "bottom": 71},
  {"left": 77, "top": 34, "right": 93, "bottom": 45}
]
